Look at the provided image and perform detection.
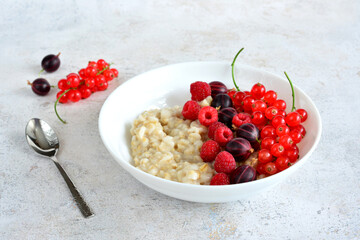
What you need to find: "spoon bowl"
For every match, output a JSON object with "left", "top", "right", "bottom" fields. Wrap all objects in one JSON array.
[{"left": 25, "top": 118, "right": 94, "bottom": 218}]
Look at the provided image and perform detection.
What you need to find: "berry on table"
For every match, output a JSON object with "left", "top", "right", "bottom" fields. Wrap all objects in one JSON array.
[
  {"left": 41, "top": 53, "right": 61, "bottom": 73},
  {"left": 28, "top": 78, "right": 51, "bottom": 96},
  {"left": 54, "top": 59, "right": 119, "bottom": 124}
]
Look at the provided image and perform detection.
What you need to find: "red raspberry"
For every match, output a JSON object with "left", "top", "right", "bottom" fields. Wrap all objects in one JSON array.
[
  {"left": 214, "top": 126, "right": 233, "bottom": 146},
  {"left": 182, "top": 100, "right": 200, "bottom": 120},
  {"left": 208, "top": 121, "right": 226, "bottom": 140},
  {"left": 214, "top": 151, "right": 236, "bottom": 174},
  {"left": 200, "top": 140, "right": 221, "bottom": 162},
  {"left": 232, "top": 113, "right": 251, "bottom": 128},
  {"left": 210, "top": 173, "right": 230, "bottom": 185},
  {"left": 190, "top": 81, "right": 211, "bottom": 101},
  {"left": 198, "top": 106, "right": 218, "bottom": 127}
]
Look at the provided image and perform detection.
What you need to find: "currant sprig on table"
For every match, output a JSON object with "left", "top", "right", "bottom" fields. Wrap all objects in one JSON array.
[{"left": 55, "top": 59, "right": 119, "bottom": 123}]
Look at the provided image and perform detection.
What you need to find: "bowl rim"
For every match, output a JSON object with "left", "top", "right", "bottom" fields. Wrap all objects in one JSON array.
[{"left": 98, "top": 61, "right": 322, "bottom": 189}]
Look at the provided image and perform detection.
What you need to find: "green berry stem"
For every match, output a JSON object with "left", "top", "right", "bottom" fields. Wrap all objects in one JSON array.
[
  {"left": 284, "top": 71, "right": 296, "bottom": 112},
  {"left": 39, "top": 69, "right": 45, "bottom": 76},
  {"left": 231, "top": 48, "right": 244, "bottom": 91},
  {"left": 97, "top": 64, "right": 111, "bottom": 75},
  {"left": 54, "top": 89, "right": 71, "bottom": 124}
]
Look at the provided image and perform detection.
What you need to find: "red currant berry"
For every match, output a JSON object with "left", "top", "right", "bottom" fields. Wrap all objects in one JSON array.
[
  {"left": 58, "top": 79, "right": 69, "bottom": 90},
  {"left": 276, "top": 124, "right": 290, "bottom": 137},
  {"left": 252, "top": 111, "right": 266, "bottom": 125},
  {"left": 250, "top": 83, "right": 266, "bottom": 100},
  {"left": 103, "top": 69, "right": 115, "bottom": 81},
  {"left": 275, "top": 156, "right": 290, "bottom": 171},
  {"left": 243, "top": 96, "right": 255, "bottom": 113},
  {"left": 85, "top": 78, "right": 95, "bottom": 88},
  {"left": 291, "top": 124, "right": 306, "bottom": 138},
  {"left": 78, "top": 85, "right": 92, "bottom": 99},
  {"left": 95, "top": 75, "right": 106, "bottom": 87},
  {"left": 67, "top": 75, "right": 80, "bottom": 88},
  {"left": 252, "top": 100, "right": 267, "bottom": 113},
  {"left": 285, "top": 111, "right": 301, "bottom": 127},
  {"left": 88, "top": 61, "right": 97, "bottom": 68},
  {"left": 111, "top": 68, "right": 119, "bottom": 78},
  {"left": 264, "top": 162, "right": 277, "bottom": 175},
  {"left": 263, "top": 90, "right": 277, "bottom": 105},
  {"left": 261, "top": 125, "right": 277, "bottom": 139},
  {"left": 56, "top": 90, "right": 68, "bottom": 103},
  {"left": 270, "top": 143, "right": 285, "bottom": 157},
  {"left": 68, "top": 89, "right": 82, "bottom": 102},
  {"left": 78, "top": 68, "right": 86, "bottom": 79},
  {"left": 296, "top": 108, "right": 308, "bottom": 122},
  {"left": 227, "top": 89, "right": 236, "bottom": 99},
  {"left": 233, "top": 91, "right": 246, "bottom": 107},
  {"left": 279, "top": 135, "right": 294, "bottom": 149},
  {"left": 286, "top": 145, "right": 299, "bottom": 163},
  {"left": 85, "top": 66, "right": 97, "bottom": 77},
  {"left": 256, "top": 163, "right": 267, "bottom": 174},
  {"left": 265, "top": 106, "right": 278, "bottom": 120},
  {"left": 271, "top": 115, "right": 286, "bottom": 128},
  {"left": 277, "top": 109, "right": 286, "bottom": 117},
  {"left": 261, "top": 137, "right": 275, "bottom": 150},
  {"left": 273, "top": 99, "right": 286, "bottom": 110},
  {"left": 97, "top": 81, "right": 108, "bottom": 91},
  {"left": 258, "top": 149, "right": 273, "bottom": 164},
  {"left": 96, "top": 59, "right": 108, "bottom": 70},
  {"left": 289, "top": 130, "right": 302, "bottom": 144}
]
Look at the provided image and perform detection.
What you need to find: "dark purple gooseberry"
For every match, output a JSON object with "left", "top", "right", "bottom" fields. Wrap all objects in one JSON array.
[
  {"left": 218, "top": 107, "right": 237, "bottom": 128},
  {"left": 230, "top": 165, "right": 256, "bottom": 184},
  {"left": 29, "top": 78, "right": 51, "bottom": 96},
  {"left": 209, "top": 81, "right": 228, "bottom": 98},
  {"left": 236, "top": 123, "right": 260, "bottom": 150},
  {"left": 225, "top": 137, "right": 253, "bottom": 162},
  {"left": 211, "top": 93, "right": 233, "bottom": 110},
  {"left": 41, "top": 53, "right": 61, "bottom": 73}
]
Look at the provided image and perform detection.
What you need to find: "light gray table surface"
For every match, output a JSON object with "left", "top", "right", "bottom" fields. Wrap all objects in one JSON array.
[{"left": 1, "top": 0, "right": 359, "bottom": 239}]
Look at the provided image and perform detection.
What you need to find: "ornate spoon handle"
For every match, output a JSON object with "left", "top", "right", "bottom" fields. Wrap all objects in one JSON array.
[{"left": 52, "top": 156, "right": 94, "bottom": 218}]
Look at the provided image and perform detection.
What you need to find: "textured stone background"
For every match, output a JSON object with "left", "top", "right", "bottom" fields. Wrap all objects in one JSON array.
[{"left": 0, "top": 0, "right": 359, "bottom": 239}]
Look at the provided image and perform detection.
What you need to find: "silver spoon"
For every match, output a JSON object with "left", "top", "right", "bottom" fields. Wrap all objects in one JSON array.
[{"left": 25, "top": 118, "right": 94, "bottom": 218}]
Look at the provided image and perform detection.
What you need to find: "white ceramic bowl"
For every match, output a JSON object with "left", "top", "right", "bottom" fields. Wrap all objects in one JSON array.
[{"left": 99, "top": 62, "right": 322, "bottom": 203}]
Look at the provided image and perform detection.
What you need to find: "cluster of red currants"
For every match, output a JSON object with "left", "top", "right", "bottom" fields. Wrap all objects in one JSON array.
[
  {"left": 56, "top": 59, "right": 118, "bottom": 103},
  {"left": 228, "top": 80, "right": 308, "bottom": 176}
]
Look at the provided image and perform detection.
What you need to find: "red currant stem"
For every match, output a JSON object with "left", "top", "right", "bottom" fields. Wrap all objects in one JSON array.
[
  {"left": 54, "top": 89, "right": 71, "bottom": 124},
  {"left": 231, "top": 48, "right": 244, "bottom": 91},
  {"left": 284, "top": 71, "right": 296, "bottom": 112},
  {"left": 97, "top": 64, "right": 111, "bottom": 75}
]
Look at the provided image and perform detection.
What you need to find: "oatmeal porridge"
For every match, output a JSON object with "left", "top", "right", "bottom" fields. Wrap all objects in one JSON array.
[{"left": 130, "top": 97, "right": 215, "bottom": 184}]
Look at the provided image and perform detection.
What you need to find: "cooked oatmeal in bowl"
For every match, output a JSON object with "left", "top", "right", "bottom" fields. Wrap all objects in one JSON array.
[{"left": 130, "top": 97, "right": 215, "bottom": 184}]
